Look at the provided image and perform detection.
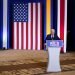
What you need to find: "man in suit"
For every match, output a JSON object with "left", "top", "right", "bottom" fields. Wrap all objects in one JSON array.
[{"left": 44, "top": 29, "right": 60, "bottom": 44}]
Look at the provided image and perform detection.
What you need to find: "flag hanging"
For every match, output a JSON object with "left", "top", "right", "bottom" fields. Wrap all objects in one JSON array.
[
  {"left": 57, "top": 0, "right": 67, "bottom": 53},
  {"left": 46, "top": 0, "right": 67, "bottom": 53},
  {"left": 13, "top": 3, "right": 42, "bottom": 50}
]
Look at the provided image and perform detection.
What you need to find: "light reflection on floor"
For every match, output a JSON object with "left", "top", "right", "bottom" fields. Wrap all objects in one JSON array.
[{"left": 0, "top": 50, "right": 75, "bottom": 75}]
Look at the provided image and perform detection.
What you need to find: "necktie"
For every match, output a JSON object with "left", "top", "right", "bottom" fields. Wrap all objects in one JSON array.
[{"left": 52, "top": 35, "right": 54, "bottom": 40}]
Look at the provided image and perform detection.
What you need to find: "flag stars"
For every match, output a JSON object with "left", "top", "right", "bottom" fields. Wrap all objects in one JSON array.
[{"left": 13, "top": 3, "right": 28, "bottom": 22}]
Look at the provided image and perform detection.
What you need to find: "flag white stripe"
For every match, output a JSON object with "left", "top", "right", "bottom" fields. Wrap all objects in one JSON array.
[
  {"left": 37, "top": 3, "right": 41, "bottom": 50},
  {"left": 57, "top": 0, "right": 60, "bottom": 38},
  {"left": 19, "top": 22, "right": 21, "bottom": 49},
  {"left": 33, "top": 3, "right": 36, "bottom": 50},
  {"left": 23, "top": 22, "right": 26, "bottom": 49},
  {"left": 28, "top": 3, "right": 31, "bottom": 50},
  {"left": 3, "top": 0, "right": 7, "bottom": 48},
  {"left": 64, "top": 0, "right": 67, "bottom": 53},
  {"left": 14, "top": 22, "right": 17, "bottom": 49}
]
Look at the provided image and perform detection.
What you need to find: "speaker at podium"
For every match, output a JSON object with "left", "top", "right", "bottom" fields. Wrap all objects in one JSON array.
[{"left": 46, "top": 40, "right": 63, "bottom": 72}]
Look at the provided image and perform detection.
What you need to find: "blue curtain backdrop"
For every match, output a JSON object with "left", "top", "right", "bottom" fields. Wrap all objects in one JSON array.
[{"left": 0, "top": 0, "right": 3, "bottom": 49}]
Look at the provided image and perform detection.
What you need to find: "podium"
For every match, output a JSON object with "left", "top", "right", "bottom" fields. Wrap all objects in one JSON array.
[{"left": 46, "top": 40, "right": 63, "bottom": 72}]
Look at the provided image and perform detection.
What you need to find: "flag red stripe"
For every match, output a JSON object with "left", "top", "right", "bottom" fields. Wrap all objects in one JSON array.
[
  {"left": 17, "top": 22, "right": 19, "bottom": 49},
  {"left": 26, "top": 23, "right": 28, "bottom": 49},
  {"left": 60, "top": 0, "right": 64, "bottom": 40},
  {"left": 31, "top": 3, "right": 33, "bottom": 50},
  {"left": 35, "top": 3, "right": 37, "bottom": 50},
  {"left": 22, "top": 22, "right": 23, "bottom": 49},
  {"left": 36, "top": 3, "right": 38, "bottom": 50},
  {"left": 37, "top": 3, "right": 38, "bottom": 50},
  {"left": 40, "top": 3, "right": 42, "bottom": 49},
  {"left": 60, "top": 0, "right": 65, "bottom": 52},
  {"left": 30, "top": 5, "right": 32, "bottom": 50}
]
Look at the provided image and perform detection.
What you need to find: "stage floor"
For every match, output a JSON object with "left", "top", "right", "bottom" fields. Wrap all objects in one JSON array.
[{"left": 0, "top": 50, "right": 75, "bottom": 75}]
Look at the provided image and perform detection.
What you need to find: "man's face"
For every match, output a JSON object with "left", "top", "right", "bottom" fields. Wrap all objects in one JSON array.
[{"left": 51, "top": 29, "right": 55, "bottom": 35}]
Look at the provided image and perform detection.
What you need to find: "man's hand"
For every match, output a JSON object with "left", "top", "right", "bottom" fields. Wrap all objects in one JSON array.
[{"left": 44, "top": 43, "right": 47, "bottom": 48}]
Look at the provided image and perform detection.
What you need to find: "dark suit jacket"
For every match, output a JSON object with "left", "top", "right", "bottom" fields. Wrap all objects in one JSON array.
[{"left": 44, "top": 34, "right": 60, "bottom": 43}]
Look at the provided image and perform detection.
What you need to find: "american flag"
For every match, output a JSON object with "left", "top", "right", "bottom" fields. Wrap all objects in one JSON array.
[{"left": 13, "top": 3, "right": 42, "bottom": 50}]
